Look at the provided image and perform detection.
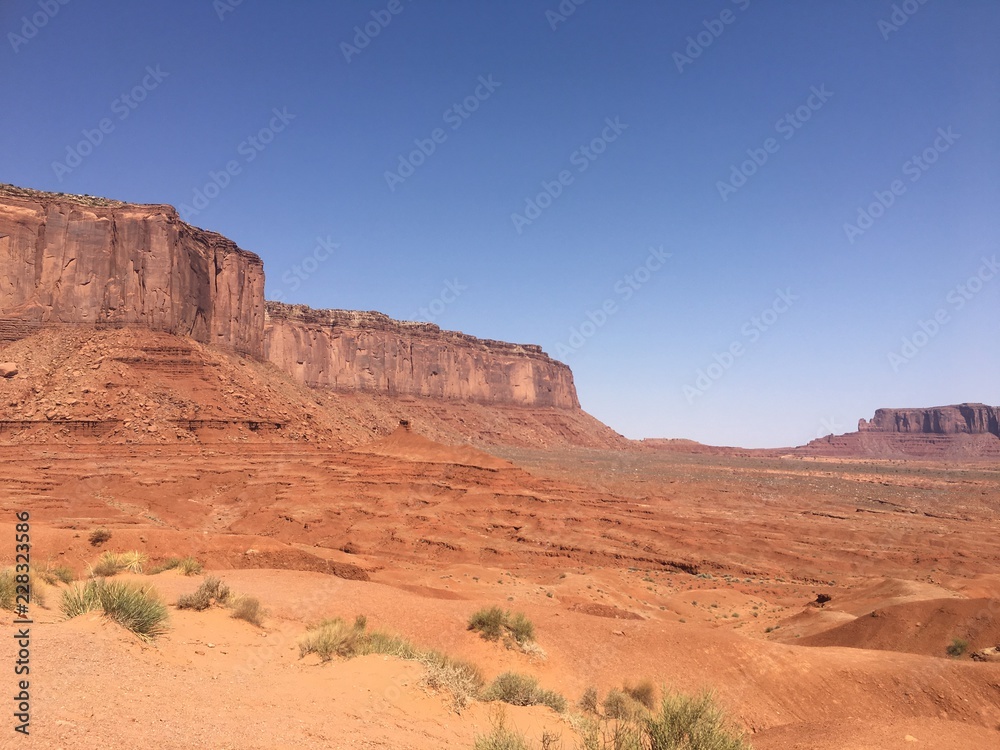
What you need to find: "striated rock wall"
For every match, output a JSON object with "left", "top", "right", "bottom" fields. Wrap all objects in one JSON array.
[
  {"left": 858, "top": 404, "right": 999, "bottom": 437},
  {"left": 0, "top": 185, "right": 265, "bottom": 357},
  {"left": 264, "top": 302, "right": 580, "bottom": 409}
]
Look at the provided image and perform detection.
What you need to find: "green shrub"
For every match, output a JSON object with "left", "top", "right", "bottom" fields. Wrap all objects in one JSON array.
[
  {"left": 299, "top": 617, "right": 366, "bottom": 661},
  {"left": 176, "top": 576, "right": 230, "bottom": 611},
  {"left": 230, "top": 596, "right": 265, "bottom": 626},
  {"left": 89, "top": 550, "right": 146, "bottom": 577},
  {"left": 62, "top": 579, "right": 168, "bottom": 640},
  {"left": 604, "top": 688, "right": 644, "bottom": 720},
  {"left": 177, "top": 557, "right": 203, "bottom": 576},
  {"left": 946, "top": 637, "right": 968, "bottom": 658},
  {"left": 40, "top": 565, "right": 75, "bottom": 585},
  {"left": 89, "top": 528, "right": 112, "bottom": 546},
  {"left": 468, "top": 607, "right": 536, "bottom": 647},
  {"left": 483, "top": 672, "right": 566, "bottom": 713},
  {"left": 645, "top": 691, "right": 750, "bottom": 750}
]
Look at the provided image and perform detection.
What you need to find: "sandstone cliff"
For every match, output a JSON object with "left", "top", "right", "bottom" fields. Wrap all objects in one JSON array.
[
  {"left": 858, "top": 404, "right": 999, "bottom": 437},
  {"left": 0, "top": 184, "right": 265, "bottom": 357},
  {"left": 264, "top": 302, "right": 580, "bottom": 409}
]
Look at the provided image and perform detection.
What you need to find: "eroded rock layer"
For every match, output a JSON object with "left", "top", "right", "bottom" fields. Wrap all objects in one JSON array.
[
  {"left": 264, "top": 302, "right": 580, "bottom": 409},
  {"left": 0, "top": 185, "right": 265, "bottom": 357},
  {"left": 858, "top": 404, "right": 999, "bottom": 437}
]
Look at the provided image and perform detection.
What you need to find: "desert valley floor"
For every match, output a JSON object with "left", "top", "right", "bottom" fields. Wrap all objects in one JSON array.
[{"left": 2, "top": 432, "right": 999, "bottom": 749}]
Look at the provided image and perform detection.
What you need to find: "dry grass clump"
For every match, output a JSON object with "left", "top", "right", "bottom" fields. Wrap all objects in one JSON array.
[
  {"left": 149, "top": 556, "right": 203, "bottom": 576},
  {"left": 0, "top": 570, "right": 16, "bottom": 610},
  {"left": 89, "top": 550, "right": 147, "bottom": 577},
  {"left": 61, "top": 579, "right": 168, "bottom": 640},
  {"left": 176, "top": 576, "right": 230, "bottom": 611},
  {"left": 39, "top": 565, "right": 75, "bottom": 585},
  {"left": 229, "top": 595, "right": 265, "bottom": 626},
  {"left": 299, "top": 615, "right": 483, "bottom": 708}
]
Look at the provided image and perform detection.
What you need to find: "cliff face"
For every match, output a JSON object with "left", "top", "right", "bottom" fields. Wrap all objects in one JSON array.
[
  {"left": 858, "top": 404, "right": 999, "bottom": 437},
  {"left": 0, "top": 185, "right": 265, "bottom": 357},
  {"left": 264, "top": 302, "right": 580, "bottom": 409}
]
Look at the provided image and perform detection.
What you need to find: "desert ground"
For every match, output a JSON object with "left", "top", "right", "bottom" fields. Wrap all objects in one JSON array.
[{"left": 2, "top": 424, "right": 999, "bottom": 748}]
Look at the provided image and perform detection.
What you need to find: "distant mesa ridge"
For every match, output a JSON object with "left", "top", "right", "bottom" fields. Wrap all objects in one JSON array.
[
  {"left": 858, "top": 404, "right": 1000, "bottom": 437},
  {"left": 0, "top": 183, "right": 579, "bottom": 411}
]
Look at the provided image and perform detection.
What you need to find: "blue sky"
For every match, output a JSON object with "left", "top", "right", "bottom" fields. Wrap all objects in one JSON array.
[{"left": 2, "top": 0, "right": 997, "bottom": 447}]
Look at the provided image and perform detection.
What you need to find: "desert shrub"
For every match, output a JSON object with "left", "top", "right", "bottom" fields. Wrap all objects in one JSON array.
[
  {"left": 603, "top": 688, "right": 645, "bottom": 720},
  {"left": 645, "top": 691, "right": 750, "bottom": 750},
  {"left": 40, "top": 565, "right": 75, "bottom": 585},
  {"left": 90, "top": 551, "right": 125, "bottom": 577},
  {"left": 62, "top": 579, "right": 168, "bottom": 640},
  {"left": 468, "top": 607, "right": 537, "bottom": 647},
  {"left": 946, "top": 637, "right": 968, "bottom": 658},
  {"left": 89, "top": 528, "right": 112, "bottom": 546},
  {"left": 119, "top": 551, "right": 147, "bottom": 574},
  {"left": 624, "top": 680, "right": 657, "bottom": 710},
  {"left": 580, "top": 717, "right": 646, "bottom": 750},
  {"left": 474, "top": 711, "right": 531, "bottom": 750},
  {"left": 579, "top": 686, "right": 600, "bottom": 714},
  {"left": 229, "top": 595, "right": 265, "bottom": 626},
  {"left": 177, "top": 576, "right": 230, "bottom": 611},
  {"left": 422, "top": 651, "right": 485, "bottom": 708},
  {"left": 149, "top": 556, "right": 203, "bottom": 575},
  {"left": 0, "top": 570, "right": 15, "bottom": 610},
  {"left": 483, "top": 672, "right": 566, "bottom": 713}
]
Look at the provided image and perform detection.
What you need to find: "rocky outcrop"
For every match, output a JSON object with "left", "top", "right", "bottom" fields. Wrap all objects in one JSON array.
[
  {"left": 858, "top": 404, "right": 999, "bottom": 437},
  {"left": 264, "top": 302, "right": 580, "bottom": 409},
  {"left": 0, "top": 184, "right": 265, "bottom": 357},
  {"left": 799, "top": 404, "right": 1000, "bottom": 459}
]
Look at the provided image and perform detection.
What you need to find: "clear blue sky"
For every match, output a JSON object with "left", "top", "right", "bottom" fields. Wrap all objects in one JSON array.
[{"left": 2, "top": 0, "right": 997, "bottom": 447}]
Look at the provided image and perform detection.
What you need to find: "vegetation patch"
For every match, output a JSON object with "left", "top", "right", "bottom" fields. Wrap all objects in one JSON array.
[
  {"left": 482, "top": 672, "right": 566, "bottom": 713},
  {"left": 61, "top": 579, "right": 168, "bottom": 640},
  {"left": 88, "top": 528, "right": 112, "bottom": 546},
  {"left": 946, "top": 637, "right": 968, "bottom": 658},
  {"left": 230, "top": 595, "right": 265, "bottom": 626},
  {"left": 468, "top": 606, "right": 536, "bottom": 649},
  {"left": 176, "top": 576, "right": 230, "bottom": 611},
  {"left": 90, "top": 550, "right": 147, "bottom": 577},
  {"left": 149, "top": 556, "right": 203, "bottom": 576}
]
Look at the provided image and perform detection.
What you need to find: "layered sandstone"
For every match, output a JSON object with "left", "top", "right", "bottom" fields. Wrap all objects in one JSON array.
[
  {"left": 858, "top": 404, "right": 999, "bottom": 437},
  {"left": 264, "top": 302, "right": 580, "bottom": 409},
  {"left": 799, "top": 403, "right": 1000, "bottom": 459},
  {"left": 0, "top": 184, "right": 265, "bottom": 357}
]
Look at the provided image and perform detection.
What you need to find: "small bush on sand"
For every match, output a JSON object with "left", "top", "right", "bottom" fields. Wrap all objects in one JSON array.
[
  {"left": 90, "top": 550, "right": 146, "bottom": 577},
  {"left": 230, "top": 595, "right": 265, "bottom": 626},
  {"left": 645, "top": 691, "right": 751, "bottom": 750},
  {"left": 946, "top": 637, "right": 969, "bottom": 658},
  {"left": 40, "top": 565, "right": 75, "bottom": 585},
  {"left": 89, "top": 528, "right": 112, "bottom": 546},
  {"left": 579, "top": 686, "right": 600, "bottom": 714},
  {"left": 176, "top": 576, "right": 230, "bottom": 611},
  {"left": 61, "top": 579, "right": 168, "bottom": 640},
  {"left": 422, "top": 651, "right": 485, "bottom": 708},
  {"left": 623, "top": 680, "right": 657, "bottom": 710},
  {"left": 474, "top": 709, "right": 531, "bottom": 750},
  {"left": 483, "top": 672, "right": 566, "bottom": 713},
  {"left": 468, "top": 607, "right": 536, "bottom": 648},
  {"left": 603, "top": 688, "right": 645, "bottom": 720}
]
